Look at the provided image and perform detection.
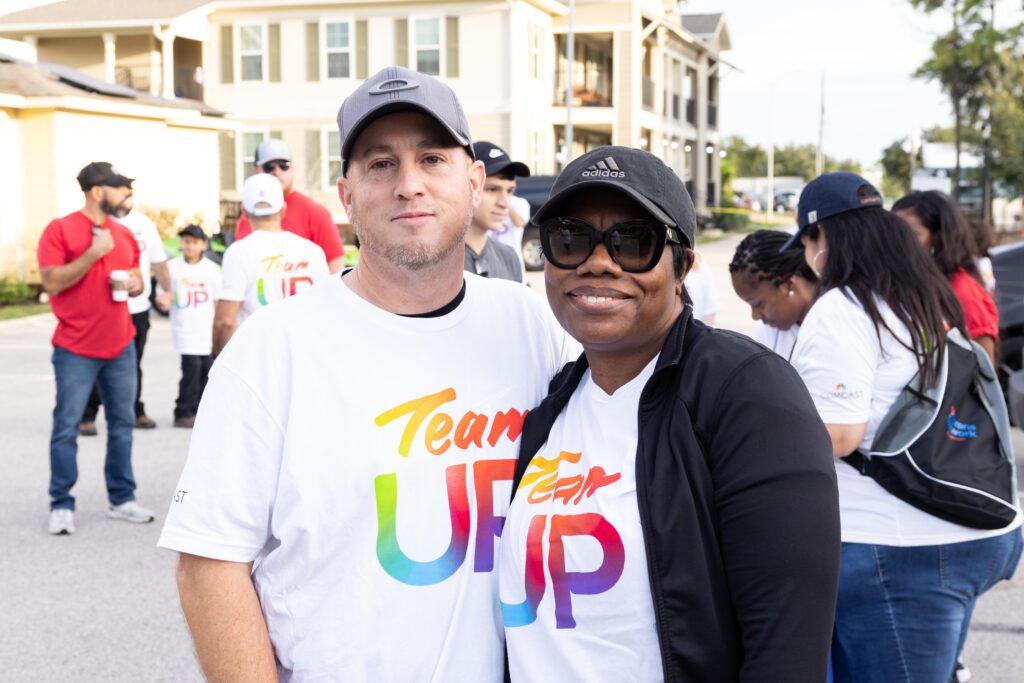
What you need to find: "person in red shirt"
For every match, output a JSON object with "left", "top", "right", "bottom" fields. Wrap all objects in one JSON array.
[
  {"left": 234, "top": 139, "right": 345, "bottom": 273},
  {"left": 893, "top": 191, "right": 999, "bottom": 365},
  {"left": 37, "top": 162, "right": 158, "bottom": 535}
]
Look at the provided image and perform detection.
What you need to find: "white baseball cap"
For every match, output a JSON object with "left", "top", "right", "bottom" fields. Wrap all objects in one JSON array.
[{"left": 242, "top": 173, "right": 285, "bottom": 217}]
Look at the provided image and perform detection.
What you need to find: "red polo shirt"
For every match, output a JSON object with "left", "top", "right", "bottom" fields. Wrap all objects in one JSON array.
[
  {"left": 950, "top": 269, "right": 999, "bottom": 340},
  {"left": 37, "top": 211, "right": 140, "bottom": 359},
  {"left": 235, "top": 190, "right": 344, "bottom": 262}
]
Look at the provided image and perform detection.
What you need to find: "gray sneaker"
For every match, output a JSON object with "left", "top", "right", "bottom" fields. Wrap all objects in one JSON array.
[
  {"left": 48, "top": 508, "right": 75, "bottom": 535},
  {"left": 106, "top": 501, "right": 155, "bottom": 524}
]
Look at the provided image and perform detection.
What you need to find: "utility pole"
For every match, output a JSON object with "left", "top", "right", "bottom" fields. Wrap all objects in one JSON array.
[
  {"left": 564, "top": 0, "right": 574, "bottom": 168},
  {"left": 815, "top": 72, "right": 825, "bottom": 177}
]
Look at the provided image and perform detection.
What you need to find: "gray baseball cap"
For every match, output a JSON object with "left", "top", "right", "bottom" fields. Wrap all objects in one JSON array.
[
  {"left": 254, "top": 139, "right": 291, "bottom": 166},
  {"left": 336, "top": 66, "right": 474, "bottom": 175}
]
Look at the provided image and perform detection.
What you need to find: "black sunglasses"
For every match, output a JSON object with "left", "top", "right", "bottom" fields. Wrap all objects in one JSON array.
[
  {"left": 539, "top": 217, "right": 681, "bottom": 273},
  {"left": 262, "top": 160, "right": 291, "bottom": 173}
]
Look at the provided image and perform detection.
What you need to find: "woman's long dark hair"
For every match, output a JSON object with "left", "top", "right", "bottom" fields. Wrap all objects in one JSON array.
[
  {"left": 729, "top": 229, "right": 817, "bottom": 286},
  {"left": 891, "top": 190, "right": 981, "bottom": 283},
  {"left": 804, "top": 203, "right": 966, "bottom": 389}
]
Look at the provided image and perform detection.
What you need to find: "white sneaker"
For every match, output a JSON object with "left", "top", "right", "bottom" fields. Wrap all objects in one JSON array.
[
  {"left": 48, "top": 508, "right": 75, "bottom": 535},
  {"left": 106, "top": 501, "right": 155, "bottom": 524}
]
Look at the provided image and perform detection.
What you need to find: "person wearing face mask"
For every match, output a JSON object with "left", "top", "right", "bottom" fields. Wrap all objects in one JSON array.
[
  {"left": 36, "top": 162, "right": 157, "bottom": 535},
  {"left": 729, "top": 229, "right": 817, "bottom": 360},
  {"left": 783, "top": 172, "right": 1023, "bottom": 683},
  {"left": 499, "top": 147, "right": 840, "bottom": 682}
]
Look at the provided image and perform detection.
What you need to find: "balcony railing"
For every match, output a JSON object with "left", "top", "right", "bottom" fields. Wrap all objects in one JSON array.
[
  {"left": 174, "top": 65, "right": 204, "bottom": 101},
  {"left": 114, "top": 64, "right": 151, "bottom": 93},
  {"left": 707, "top": 102, "right": 718, "bottom": 128},
  {"left": 686, "top": 98, "right": 696, "bottom": 124},
  {"left": 556, "top": 85, "right": 612, "bottom": 107},
  {"left": 642, "top": 76, "right": 655, "bottom": 111}
]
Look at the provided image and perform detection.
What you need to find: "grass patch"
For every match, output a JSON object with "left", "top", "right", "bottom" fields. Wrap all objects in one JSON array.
[{"left": 0, "top": 303, "right": 50, "bottom": 321}]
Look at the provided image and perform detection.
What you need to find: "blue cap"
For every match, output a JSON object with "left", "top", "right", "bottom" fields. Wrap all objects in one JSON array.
[{"left": 781, "top": 172, "right": 884, "bottom": 251}]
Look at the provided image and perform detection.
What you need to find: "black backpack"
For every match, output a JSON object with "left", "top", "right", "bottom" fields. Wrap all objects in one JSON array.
[{"left": 844, "top": 329, "right": 1020, "bottom": 530}]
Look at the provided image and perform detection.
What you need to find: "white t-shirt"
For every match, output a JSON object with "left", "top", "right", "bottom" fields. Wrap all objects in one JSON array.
[
  {"left": 753, "top": 321, "right": 800, "bottom": 361},
  {"left": 165, "top": 256, "right": 221, "bottom": 356},
  {"left": 683, "top": 258, "right": 720, "bottom": 323},
  {"left": 500, "top": 357, "right": 662, "bottom": 682},
  {"left": 117, "top": 211, "right": 168, "bottom": 314},
  {"left": 792, "top": 287, "right": 1018, "bottom": 546},
  {"left": 494, "top": 195, "right": 530, "bottom": 283},
  {"left": 158, "top": 274, "right": 578, "bottom": 682},
  {"left": 220, "top": 230, "right": 330, "bottom": 325}
]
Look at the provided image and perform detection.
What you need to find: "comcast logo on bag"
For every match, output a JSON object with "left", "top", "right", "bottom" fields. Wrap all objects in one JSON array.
[
  {"left": 821, "top": 383, "right": 863, "bottom": 400},
  {"left": 946, "top": 406, "right": 977, "bottom": 441}
]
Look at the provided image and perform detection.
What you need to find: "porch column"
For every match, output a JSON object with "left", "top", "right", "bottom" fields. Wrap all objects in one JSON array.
[
  {"left": 102, "top": 33, "right": 116, "bottom": 83},
  {"left": 161, "top": 31, "right": 176, "bottom": 98}
]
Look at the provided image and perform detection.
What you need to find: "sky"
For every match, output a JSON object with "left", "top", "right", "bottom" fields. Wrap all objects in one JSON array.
[{"left": 685, "top": 0, "right": 1023, "bottom": 168}]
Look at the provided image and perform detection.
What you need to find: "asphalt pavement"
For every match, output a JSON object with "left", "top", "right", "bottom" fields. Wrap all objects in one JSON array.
[{"left": 1, "top": 231, "right": 1021, "bottom": 680}]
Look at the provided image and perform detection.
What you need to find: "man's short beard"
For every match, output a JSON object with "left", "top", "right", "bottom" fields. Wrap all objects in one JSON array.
[
  {"left": 354, "top": 203, "right": 473, "bottom": 271},
  {"left": 101, "top": 198, "right": 131, "bottom": 218}
]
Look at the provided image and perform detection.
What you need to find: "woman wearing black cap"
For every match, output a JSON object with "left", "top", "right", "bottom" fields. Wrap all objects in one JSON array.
[
  {"left": 497, "top": 146, "right": 840, "bottom": 681},
  {"left": 787, "top": 172, "right": 1022, "bottom": 682}
]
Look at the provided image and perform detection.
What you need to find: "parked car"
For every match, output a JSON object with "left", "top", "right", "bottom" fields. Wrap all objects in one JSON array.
[{"left": 992, "top": 239, "right": 1024, "bottom": 425}]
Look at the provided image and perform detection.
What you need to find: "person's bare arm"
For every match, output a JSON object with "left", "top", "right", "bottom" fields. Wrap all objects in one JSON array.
[
  {"left": 825, "top": 422, "right": 867, "bottom": 458},
  {"left": 154, "top": 261, "right": 171, "bottom": 293},
  {"left": 127, "top": 268, "right": 144, "bottom": 297},
  {"left": 976, "top": 335, "right": 996, "bottom": 368},
  {"left": 213, "top": 300, "right": 242, "bottom": 356},
  {"left": 39, "top": 230, "right": 113, "bottom": 295},
  {"left": 327, "top": 256, "right": 345, "bottom": 274},
  {"left": 176, "top": 554, "right": 277, "bottom": 682}
]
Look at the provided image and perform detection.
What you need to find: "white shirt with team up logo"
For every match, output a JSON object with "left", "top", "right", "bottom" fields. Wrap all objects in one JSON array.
[
  {"left": 165, "top": 256, "right": 221, "bottom": 356},
  {"left": 792, "top": 287, "right": 1016, "bottom": 546},
  {"left": 500, "top": 357, "right": 662, "bottom": 682},
  {"left": 158, "top": 274, "right": 578, "bottom": 681},
  {"left": 219, "top": 230, "right": 329, "bottom": 326}
]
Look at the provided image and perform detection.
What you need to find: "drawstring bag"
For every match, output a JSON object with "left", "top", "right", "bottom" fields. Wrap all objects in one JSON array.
[{"left": 845, "top": 328, "right": 1020, "bottom": 530}]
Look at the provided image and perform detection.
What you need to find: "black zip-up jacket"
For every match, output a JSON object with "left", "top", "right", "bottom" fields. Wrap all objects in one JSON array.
[{"left": 511, "top": 309, "right": 840, "bottom": 682}]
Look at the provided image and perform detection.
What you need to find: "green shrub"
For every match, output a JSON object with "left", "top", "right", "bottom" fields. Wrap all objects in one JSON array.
[
  {"left": 0, "top": 278, "right": 35, "bottom": 305},
  {"left": 714, "top": 212, "right": 750, "bottom": 231}
]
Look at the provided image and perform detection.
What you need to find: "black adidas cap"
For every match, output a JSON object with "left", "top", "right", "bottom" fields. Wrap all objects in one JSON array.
[{"left": 533, "top": 146, "right": 696, "bottom": 247}]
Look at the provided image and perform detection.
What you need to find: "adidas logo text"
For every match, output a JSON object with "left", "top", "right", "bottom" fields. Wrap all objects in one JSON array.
[{"left": 581, "top": 156, "right": 626, "bottom": 178}]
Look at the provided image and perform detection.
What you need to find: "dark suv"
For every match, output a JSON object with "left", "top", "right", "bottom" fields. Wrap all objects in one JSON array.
[
  {"left": 514, "top": 175, "right": 557, "bottom": 271},
  {"left": 992, "top": 240, "right": 1024, "bottom": 425}
]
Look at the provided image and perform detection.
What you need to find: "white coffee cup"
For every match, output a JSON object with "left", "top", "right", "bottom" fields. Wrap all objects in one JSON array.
[{"left": 110, "top": 270, "right": 130, "bottom": 302}]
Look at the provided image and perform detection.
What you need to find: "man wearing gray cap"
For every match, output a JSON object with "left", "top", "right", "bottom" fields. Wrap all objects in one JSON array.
[{"left": 160, "top": 66, "right": 576, "bottom": 681}]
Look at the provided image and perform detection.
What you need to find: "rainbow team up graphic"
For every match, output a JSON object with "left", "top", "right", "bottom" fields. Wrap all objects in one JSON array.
[
  {"left": 372, "top": 388, "right": 527, "bottom": 586},
  {"left": 502, "top": 451, "right": 626, "bottom": 629},
  {"left": 256, "top": 253, "right": 316, "bottom": 305}
]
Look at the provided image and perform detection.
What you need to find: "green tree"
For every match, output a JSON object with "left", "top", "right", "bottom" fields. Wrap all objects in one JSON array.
[
  {"left": 723, "top": 136, "right": 768, "bottom": 177},
  {"left": 881, "top": 140, "right": 913, "bottom": 198}
]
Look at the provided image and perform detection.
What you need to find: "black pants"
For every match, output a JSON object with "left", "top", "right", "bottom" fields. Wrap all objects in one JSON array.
[
  {"left": 175, "top": 354, "right": 213, "bottom": 418},
  {"left": 82, "top": 310, "right": 150, "bottom": 421}
]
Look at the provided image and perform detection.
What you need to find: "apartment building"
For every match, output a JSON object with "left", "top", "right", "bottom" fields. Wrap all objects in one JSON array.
[{"left": 0, "top": 0, "right": 731, "bottom": 225}]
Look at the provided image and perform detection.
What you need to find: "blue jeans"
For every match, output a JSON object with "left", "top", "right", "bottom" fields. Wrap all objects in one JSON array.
[
  {"left": 49, "top": 344, "right": 138, "bottom": 510},
  {"left": 832, "top": 531, "right": 1023, "bottom": 683}
]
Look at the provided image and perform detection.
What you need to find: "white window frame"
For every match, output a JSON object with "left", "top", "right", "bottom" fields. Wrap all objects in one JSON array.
[
  {"left": 236, "top": 21, "right": 267, "bottom": 83},
  {"left": 321, "top": 19, "right": 355, "bottom": 81},
  {"left": 322, "top": 126, "right": 342, "bottom": 191},
  {"left": 529, "top": 23, "right": 543, "bottom": 80},
  {"left": 408, "top": 15, "right": 444, "bottom": 76},
  {"left": 237, "top": 128, "right": 269, "bottom": 189}
]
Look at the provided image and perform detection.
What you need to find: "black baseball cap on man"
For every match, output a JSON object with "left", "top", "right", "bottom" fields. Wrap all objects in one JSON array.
[
  {"left": 780, "top": 171, "right": 884, "bottom": 251},
  {"left": 336, "top": 66, "right": 474, "bottom": 175},
  {"left": 178, "top": 224, "right": 208, "bottom": 241},
  {"left": 77, "top": 162, "right": 133, "bottom": 191},
  {"left": 532, "top": 146, "right": 696, "bottom": 248},
  {"left": 472, "top": 141, "right": 530, "bottom": 178}
]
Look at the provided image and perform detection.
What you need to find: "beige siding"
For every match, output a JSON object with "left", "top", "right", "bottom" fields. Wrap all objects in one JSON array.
[{"left": 36, "top": 37, "right": 104, "bottom": 80}]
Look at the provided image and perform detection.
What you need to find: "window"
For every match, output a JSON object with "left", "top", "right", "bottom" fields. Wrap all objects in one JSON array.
[
  {"left": 239, "top": 130, "right": 266, "bottom": 186},
  {"left": 238, "top": 23, "right": 265, "bottom": 81},
  {"left": 413, "top": 18, "right": 441, "bottom": 75},
  {"left": 529, "top": 24, "right": 543, "bottom": 80},
  {"left": 324, "top": 21, "right": 352, "bottom": 79},
  {"left": 324, "top": 129, "right": 342, "bottom": 189}
]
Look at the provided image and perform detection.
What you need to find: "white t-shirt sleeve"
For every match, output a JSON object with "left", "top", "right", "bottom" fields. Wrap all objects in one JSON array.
[
  {"left": 158, "top": 360, "right": 283, "bottom": 561},
  {"left": 208, "top": 259, "right": 223, "bottom": 300},
  {"left": 791, "top": 290, "right": 876, "bottom": 425},
  {"left": 144, "top": 218, "right": 168, "bottom": 264},
  {"left": 218, "top": 245, "right": 247, "bottom": 302}
]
